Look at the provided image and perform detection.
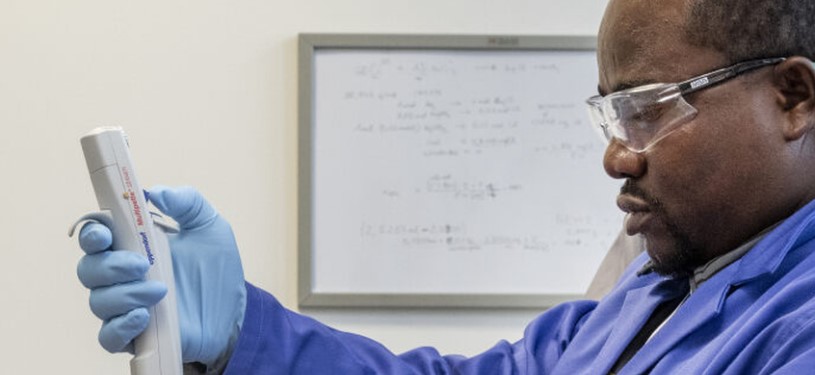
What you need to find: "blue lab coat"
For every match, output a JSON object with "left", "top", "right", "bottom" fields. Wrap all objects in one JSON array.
[{"left": 223, "top": 200, "right": 815, "bottom": 374}]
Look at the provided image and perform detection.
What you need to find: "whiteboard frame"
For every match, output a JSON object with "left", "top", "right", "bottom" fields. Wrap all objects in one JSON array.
[{"left": 298, "top": 33, "right": 598, "bottom": 308}]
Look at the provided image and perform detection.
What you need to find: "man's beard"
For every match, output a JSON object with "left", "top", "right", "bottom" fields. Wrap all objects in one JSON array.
[{"left": 621, "top": 180, "right": 706, "bottom": 278}]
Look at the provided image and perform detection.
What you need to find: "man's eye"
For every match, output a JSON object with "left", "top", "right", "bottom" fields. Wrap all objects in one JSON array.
[{"left": 631, "top": 102, "right": 668, "bottom": 123}]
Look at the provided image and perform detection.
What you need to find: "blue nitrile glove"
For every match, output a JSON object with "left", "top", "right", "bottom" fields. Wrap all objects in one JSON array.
[{"left": 76, "top": 186, "right": 247, "bottom": 369}]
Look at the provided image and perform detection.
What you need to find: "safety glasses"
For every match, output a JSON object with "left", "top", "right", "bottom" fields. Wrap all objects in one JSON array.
[{"left": 586, "top": 57, "right": 786, "bottom": 152}]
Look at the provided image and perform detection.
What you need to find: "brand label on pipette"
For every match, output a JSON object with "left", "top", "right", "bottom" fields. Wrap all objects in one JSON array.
[
  {"left": 121, "top": 165, "right": 156, "bottom": 265},
  {"left": 139, "top": 232, "right": 156, "bottom": 265}
]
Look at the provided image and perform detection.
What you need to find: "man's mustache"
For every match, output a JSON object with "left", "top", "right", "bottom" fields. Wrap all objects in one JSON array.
[{"left": 620, "top": 180, "right": 659, "bottom": 206}]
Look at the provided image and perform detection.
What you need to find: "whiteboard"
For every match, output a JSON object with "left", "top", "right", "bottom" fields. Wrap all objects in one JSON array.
[{"left": 298, "top": 34, "right": 623, "bottom": 308}]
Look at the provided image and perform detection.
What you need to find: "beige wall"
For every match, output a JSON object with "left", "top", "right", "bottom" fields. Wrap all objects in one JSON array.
[{"left": 0, "top": 0, "right": 607, "bottom": 372}]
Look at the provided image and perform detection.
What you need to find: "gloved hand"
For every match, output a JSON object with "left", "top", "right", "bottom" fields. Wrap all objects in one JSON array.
[{"left": 76, "top": 186, "right": 247, "bottom": 369}]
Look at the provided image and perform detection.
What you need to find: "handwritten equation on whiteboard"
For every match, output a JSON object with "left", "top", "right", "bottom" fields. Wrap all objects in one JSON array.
[
  {"left": 311, "top": 49, "right": 624, "bottom": 295},
  {"left": 358, "top": 213, "right": 611, "bottom": 253}
]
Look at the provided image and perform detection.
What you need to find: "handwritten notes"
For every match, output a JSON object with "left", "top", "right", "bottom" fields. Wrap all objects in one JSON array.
[{"left": 311, "top": 48, "right": 623, "bottom": 295}]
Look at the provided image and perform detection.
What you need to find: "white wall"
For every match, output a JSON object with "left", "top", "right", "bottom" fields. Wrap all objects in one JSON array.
[{"left": 0, "top": 0, "right": 608, "bottom": 373}]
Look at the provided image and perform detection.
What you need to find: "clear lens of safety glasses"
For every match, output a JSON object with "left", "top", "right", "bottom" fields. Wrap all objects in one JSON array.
[{"left": 586, "top": 83, "right": 698, "bottom": 152}]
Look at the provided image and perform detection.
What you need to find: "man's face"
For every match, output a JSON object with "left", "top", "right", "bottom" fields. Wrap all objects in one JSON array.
[{"left": 597, "top": 0, "right": 793, "bottom": 276}]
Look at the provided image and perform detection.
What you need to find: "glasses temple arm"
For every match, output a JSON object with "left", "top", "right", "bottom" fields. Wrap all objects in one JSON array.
[{"left": 678, "top": 57, "right": 786, "bottom": 95}]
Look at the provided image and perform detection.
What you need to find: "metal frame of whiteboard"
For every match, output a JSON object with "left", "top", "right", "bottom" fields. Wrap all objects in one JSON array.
[{"left": 298, "top": 33, "right": 608, "bottom": 309}]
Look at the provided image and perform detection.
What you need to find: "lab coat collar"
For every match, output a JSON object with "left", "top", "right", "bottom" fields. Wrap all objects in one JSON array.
[
  {"left": 729, "top": 199, "right": 815, "bottom": 287},
  {"left": 618, "top": 263, "right": 730, "bottom": 373},
  {"left": 593, "top": 277, "right": 687, "bottom": 373}
]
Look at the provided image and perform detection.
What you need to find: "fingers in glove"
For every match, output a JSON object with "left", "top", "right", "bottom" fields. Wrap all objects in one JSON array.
[
  {"left": 77, "top": 250, "right": 150, "bottom": 289},
  {"left": 89, "top": 280, "right": 167, "bottom": 320},
  {"left": 79, "top": 222, "right": 113, "bottom": 255},
  {"left": 148, "top": 186, "right": 218, "bottom": 231},
  {"left": 98, "top": 307, "right": 150, "bottom": 353}
]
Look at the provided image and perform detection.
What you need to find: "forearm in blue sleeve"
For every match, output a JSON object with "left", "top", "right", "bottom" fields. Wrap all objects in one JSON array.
[{"left": 224, "top": 283, "right": 597, "bottom": 374}]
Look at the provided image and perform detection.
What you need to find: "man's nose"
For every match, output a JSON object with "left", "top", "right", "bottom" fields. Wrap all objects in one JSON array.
[{"left": 603, "top": 139, "right": 647, "bottom": 179}]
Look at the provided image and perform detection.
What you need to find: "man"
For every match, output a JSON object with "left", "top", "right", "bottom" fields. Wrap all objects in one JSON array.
[{"left": 75, "top": 0, "right": 815, "bottom": 373}]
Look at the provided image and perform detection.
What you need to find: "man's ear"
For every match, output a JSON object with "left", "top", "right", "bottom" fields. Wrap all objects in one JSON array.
[{"left": 773, "top": 56, "right": 815, "bottom": 141}]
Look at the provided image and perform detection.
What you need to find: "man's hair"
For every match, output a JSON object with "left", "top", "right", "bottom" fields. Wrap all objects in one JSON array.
[{"left": 684, "top": 0, "right": 815, "bottom": 63}]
